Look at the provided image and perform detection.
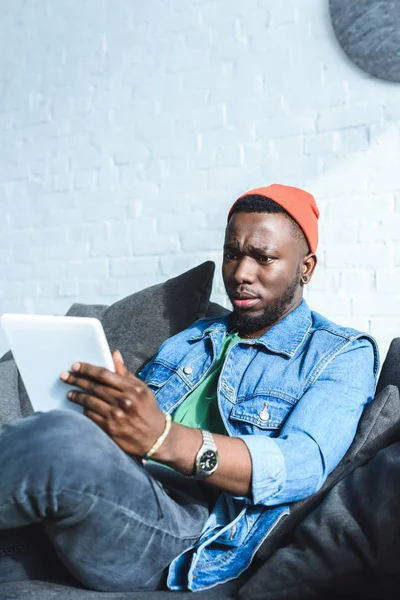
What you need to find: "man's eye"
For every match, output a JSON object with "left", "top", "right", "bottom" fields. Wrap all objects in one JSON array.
[
  {"left": 224, "top": 253, "right": 238, "bottom": 260},
  {"left": 257, "top": 255, "right": 272, "bottom": 263}
]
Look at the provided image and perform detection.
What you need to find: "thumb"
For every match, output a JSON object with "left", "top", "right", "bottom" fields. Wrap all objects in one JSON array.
[{"left": 113, "top": 350, "right": 127, "bottom": 375}]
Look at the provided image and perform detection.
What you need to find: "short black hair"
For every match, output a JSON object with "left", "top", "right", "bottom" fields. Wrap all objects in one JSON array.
[{"left": 229, "top": 194, "right": 308, "bottom": 252}]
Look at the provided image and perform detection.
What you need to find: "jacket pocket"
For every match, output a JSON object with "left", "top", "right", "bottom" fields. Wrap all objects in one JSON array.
[
  {"left": 144, "top": 361, "right": 177, "bottom": 390},
  {"left": 229, "top": 395, "right": 294, "bottom": 433}
]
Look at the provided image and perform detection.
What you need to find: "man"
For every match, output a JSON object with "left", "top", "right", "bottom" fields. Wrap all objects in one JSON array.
[{"left": 0, "top": 184, "right": 378, "bottom": 592}]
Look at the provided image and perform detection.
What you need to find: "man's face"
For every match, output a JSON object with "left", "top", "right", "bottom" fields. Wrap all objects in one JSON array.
[{"left": 222, "top": 211, "right": 310, "bottom": 336}]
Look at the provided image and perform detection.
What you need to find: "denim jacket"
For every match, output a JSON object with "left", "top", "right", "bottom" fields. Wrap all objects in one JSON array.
[{"left": 139, "top": 300, "right": 379, "bottom": 591}]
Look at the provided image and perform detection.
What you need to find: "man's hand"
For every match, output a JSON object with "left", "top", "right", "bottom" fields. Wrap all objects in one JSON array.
[
  {"left": 60, "top": 351, "right": 166, "bottom": 457},
  {"left": 61, "top": 350, "right": 253, "bottom": 496}
]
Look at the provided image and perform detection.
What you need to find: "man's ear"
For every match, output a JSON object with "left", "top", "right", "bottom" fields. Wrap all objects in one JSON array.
[{"left": 301, "top": 254, "right": 317, "bottom": 284}]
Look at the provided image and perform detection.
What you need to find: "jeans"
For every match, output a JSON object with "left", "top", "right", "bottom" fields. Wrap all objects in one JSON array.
[{"left": 0, "top": 410, "right": 209, "bottom": 592}]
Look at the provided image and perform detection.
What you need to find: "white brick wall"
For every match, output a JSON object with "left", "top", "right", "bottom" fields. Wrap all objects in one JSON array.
[{"left": 1, "top": 0, "right": 400, "bottom": 362}]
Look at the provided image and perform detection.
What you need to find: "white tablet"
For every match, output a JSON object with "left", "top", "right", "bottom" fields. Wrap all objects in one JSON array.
[{"left": 0, "top": 313, "right": 115, "bottom": 413}]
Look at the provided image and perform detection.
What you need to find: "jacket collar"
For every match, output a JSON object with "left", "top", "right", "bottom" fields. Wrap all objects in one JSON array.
[
  {"left": 255, "top": 299, "right": 312, "bottom": 357},
  {"left": 192, "top": 299, "right": 312, "bottom": 358}
]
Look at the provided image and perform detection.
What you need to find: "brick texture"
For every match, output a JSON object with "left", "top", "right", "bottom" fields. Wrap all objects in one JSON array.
[{"left": 1, "top": 0, "right": 400, "bottom": 361}]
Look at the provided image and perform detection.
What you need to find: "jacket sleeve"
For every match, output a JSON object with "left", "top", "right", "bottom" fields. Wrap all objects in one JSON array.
[{"left": 237, "top": 338, "right": 377, "bottom": 506}]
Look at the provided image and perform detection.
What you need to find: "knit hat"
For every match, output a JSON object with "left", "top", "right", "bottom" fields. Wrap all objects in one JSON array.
[{"left": 227, "top": 184, "right": 320, "bottom": 253}]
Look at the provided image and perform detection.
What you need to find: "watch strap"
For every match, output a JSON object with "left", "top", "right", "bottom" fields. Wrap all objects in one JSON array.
[
  {"left": 194, "top": 429, "right": 219, "bottom": 479},
  {"left": 201, "top": 429, "right": 215, "bottom": 448}
]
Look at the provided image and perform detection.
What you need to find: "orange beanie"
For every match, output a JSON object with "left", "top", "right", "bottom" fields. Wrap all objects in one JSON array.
[{"left": 227, "top": 184, "right": 320, "bottom": 253}]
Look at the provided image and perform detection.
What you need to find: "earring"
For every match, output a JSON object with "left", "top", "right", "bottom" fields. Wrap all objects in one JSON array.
[{"left": 302, "top": 275, "right": 308, "bottom": 283}]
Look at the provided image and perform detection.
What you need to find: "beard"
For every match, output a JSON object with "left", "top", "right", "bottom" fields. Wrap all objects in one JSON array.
[{"left": 229, "top": 271, "right": 301, "bottom": 336}]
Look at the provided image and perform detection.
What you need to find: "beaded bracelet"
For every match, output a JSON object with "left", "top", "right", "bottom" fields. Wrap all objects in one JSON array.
[{"left": 144, "top": 413, "right": 172, "bottom": 459}]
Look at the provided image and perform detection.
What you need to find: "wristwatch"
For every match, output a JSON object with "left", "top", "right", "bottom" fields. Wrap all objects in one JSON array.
[{"left": 194, "top": 430, "right": 219, "bottom": 478}]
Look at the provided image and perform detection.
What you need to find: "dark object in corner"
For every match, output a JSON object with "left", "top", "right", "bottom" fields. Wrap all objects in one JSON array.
[{"left": 330, "top": 0, "right": 400, "bottom": 82}]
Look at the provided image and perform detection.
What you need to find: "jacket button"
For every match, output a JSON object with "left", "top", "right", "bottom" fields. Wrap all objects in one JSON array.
[
  {"left": 259, "top": 402, "right": 270, "bottom": 421},
  {"left": 183, "top": 365, "right": 193, "bottom": 375}
]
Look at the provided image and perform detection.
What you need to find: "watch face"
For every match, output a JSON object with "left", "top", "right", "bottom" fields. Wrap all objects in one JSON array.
[{"left": 200, "top": 450, "right": 218, "bottom": 473}]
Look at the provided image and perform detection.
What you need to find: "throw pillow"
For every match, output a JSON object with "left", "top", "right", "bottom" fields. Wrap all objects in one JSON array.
[
  {"left": 67, "top": 260, "right": 227, "bottom": 376},
  {"left": 375, "top": 337, "right": 400, "bottom": 394},
  {"left": 0, "top": 261, "right": 227, "bottom": 422},
  {"left": 241, "top": 443, "right": 400, "bottom": 600}
]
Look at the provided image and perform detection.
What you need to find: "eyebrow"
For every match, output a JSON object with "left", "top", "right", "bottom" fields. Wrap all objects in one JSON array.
[{"left": 223, "top": 242, "right": 279, "bottom": 254}]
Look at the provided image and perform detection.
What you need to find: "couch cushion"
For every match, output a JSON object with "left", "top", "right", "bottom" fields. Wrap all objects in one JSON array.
[
  {"left": 0, "top": 579, "right": 241, "bottom": 600},
  {"left": 239, "top": 384, "right": 400, "bottom": 599},
  {"left": 239, "top": 442, "right": 400, "bottom": 599}
]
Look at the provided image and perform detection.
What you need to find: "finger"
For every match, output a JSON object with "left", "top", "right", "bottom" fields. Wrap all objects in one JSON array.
[
  {"left": 113, "top": 350, "right": 128, "bottom": 376},
  {"left": 84, "top": 409, "right": 107, "bottom": 430},
  {"left": 62, "top": 373, "right": 124, "bottom": 406},
  {"left": 67, "top": 362, "right": 126, "bottom": 392},
  {"left": 76, "top": 361, "right": 151, "bottom": 397},
  {"left": 120, "top": 369, "right": 146, "bottom": 386},
  {"left": 68, "top": 390, "right": 114, "bottom": 417},
  {"left": 84, "top": 406, "right": 127, "bottom": 439},
  {"left": 62, "top": 365, "right": 146, "bottom": 395}
]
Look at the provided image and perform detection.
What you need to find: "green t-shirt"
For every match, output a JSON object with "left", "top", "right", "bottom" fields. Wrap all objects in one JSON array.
[{"left": 172, "top": 332, "right": 241, "bottom": 434}]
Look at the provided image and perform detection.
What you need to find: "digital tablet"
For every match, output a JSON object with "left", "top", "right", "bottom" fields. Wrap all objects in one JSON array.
[{"left": 0, "top": 313, "right": 115, "bottom": 413}]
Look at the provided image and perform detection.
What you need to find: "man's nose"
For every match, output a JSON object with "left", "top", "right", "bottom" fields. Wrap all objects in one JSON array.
[{"left": 233, "top": 257, "right": 256, "bottom": 284}]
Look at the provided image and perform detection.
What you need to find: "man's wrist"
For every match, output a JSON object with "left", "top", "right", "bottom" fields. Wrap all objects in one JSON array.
[
  {"left": 152, "top": 422, "right": 203, "bottom": 476},
  {"left": 144, "top": 413, "right": 172, "bottom": 459}
]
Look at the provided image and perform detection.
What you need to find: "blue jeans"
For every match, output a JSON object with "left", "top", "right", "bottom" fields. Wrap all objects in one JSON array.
[{"left": 0, "top": 410, "right": 209, "bottom": 591}]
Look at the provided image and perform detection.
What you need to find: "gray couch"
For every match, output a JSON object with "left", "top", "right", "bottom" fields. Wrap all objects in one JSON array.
[{"left": 1, "top": 261, "right": 400, "bottom": 599}]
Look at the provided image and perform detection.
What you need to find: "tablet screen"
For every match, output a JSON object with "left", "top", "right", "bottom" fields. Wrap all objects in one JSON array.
[{"left": 0, "top": 314, "right": 114, "bottom": 413}]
